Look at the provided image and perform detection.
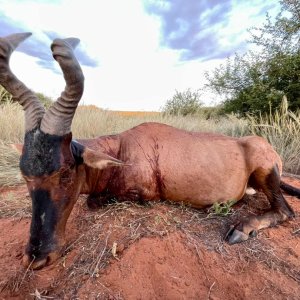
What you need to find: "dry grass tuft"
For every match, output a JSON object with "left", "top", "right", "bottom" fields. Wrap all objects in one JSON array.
[
  {"left": 0, "top": 142, "right": 23, "bottom": 188},
  {"left": 249, "top": 97, "right": 300, "bottom": 174},
  {"left": 0, "top": 185, "right": 30, "bottom": 218},
  {"left": 72, "top": 106, "right": 249, "bottom": 138},
  {"left": 0, "top": 103, "right": 24, "bottom": 143}
]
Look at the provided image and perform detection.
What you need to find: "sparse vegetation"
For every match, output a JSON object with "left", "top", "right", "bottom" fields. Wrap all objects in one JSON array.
[
  {"left": 2, "top": 189, "right": 299, "bottom": 298},
  {"left": 208, "top": 200, "right": 237, "bottom": 217}
]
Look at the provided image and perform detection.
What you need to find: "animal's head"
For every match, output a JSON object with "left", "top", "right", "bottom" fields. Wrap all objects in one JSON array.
[{"left": 0, "top": 33, "right": 123, "bottom": 269}]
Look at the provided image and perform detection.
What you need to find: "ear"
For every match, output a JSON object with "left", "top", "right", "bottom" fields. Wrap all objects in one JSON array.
[
  {"left": 10, "top": 143, "right": 24, "bottom": 154},
  {"left": 82, "top": 147, "right": 126, "bottom": 170}
]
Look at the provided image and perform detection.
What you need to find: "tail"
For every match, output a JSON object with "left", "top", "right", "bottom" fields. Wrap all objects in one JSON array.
[{"left": 280, "top": 181, "right": 300, "bottom": 199}]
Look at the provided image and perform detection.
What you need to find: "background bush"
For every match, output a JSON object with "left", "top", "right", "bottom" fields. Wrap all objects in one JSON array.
[{"left": 161, "top": 89, "right": 203, "bottom": 116}]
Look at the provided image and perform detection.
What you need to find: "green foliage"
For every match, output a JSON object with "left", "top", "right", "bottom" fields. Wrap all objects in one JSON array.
[
  {"left": 162, "top": 89, "right": 203, "bottom": 116},
  {"left": 0, "top": 85, "right": 13, "bottom": 104},
  {"left": 205, "top": 0, "right": 300, "bottom": 116},
  {"left": 250, "top": 0, "right": 300, "bottom": 54},
  {"left": 36, "top": 92, "right": 53, "bottom": 108},
  {"left": 209, "top": 200, "right": 236, "bottom": 216}
]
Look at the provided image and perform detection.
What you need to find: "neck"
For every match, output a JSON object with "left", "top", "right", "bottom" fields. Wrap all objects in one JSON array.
[{"left": 76, "top": 134, "right": 121, "bottom": 194}]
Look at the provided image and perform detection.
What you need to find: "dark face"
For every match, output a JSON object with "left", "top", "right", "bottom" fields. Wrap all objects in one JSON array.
[{"left": 20, "top": 128, "right": 83, "bottom": 269}]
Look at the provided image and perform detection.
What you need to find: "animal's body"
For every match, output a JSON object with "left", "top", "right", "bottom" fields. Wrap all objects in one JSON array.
[
  {"left": 77, "top": 122, "right": 281, "bottom": 208},
  {"left": 0, "top": 32, "right": 299, "bottom": 270}
]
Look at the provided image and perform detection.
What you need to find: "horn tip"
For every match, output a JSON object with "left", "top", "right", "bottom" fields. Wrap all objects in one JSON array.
[
  {"left": 6, "top": 32, "right": 32, "bottom": 39},
  {"left": 2, "top": 32, "right": 32, "bottom": 49},
  {"left": 51, "top": 37, "right": 80, "bottom": 51},
  {"left": 64, "top": 37, "right": 80, "bottom": 49}
]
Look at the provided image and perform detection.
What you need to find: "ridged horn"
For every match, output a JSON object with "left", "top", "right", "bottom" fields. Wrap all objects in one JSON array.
[
  {"left": 40, "top": 37, "right": 84, "bottom": 136},
  {"left": 0, "top": 32, "right": 45, "bottom": 132}
]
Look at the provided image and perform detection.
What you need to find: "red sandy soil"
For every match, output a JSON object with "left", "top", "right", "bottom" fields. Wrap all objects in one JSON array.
[{"left": 0, "top": 178, "right": 299, "bottom": 300}]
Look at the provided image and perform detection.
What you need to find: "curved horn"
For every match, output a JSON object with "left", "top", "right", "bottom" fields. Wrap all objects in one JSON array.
[
  {"left": 0, "top": 33, "right": 45, "bottom": 132},
  {"left": 40, "top": 38, "right": 84, "bottom": 136}
]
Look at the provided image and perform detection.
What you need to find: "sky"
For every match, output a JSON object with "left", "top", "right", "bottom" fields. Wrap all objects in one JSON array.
[{"left": 0, "top": 0, "right": 280, "bottom": 111}]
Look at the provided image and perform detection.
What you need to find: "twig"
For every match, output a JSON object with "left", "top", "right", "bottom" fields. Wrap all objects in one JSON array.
[
  {"left": 64, "top": 233, "right": 85, "bottom": 252},
  {"left": 292, "top": 228, "right": 300, "bottom": 234},
  {"left": 287, "top": 273, "right": 300, "bottom": 283},
  {"left": 15, "top": 258, "right": 34, "bottom": 292},
  {"left": 207, "top": 281, "right": 215, "bottom": 300},
  {"left": 91, "top": 232, "right": 111, "bottom": 277}
]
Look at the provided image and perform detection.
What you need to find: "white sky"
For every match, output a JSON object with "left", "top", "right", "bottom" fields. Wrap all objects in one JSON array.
[{"left": 0, "top": 0, "right": 279, "bottom": 111}]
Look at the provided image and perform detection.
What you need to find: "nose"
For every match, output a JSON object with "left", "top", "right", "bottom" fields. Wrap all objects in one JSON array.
[{"left": 22, "top": 251, "right": 60, "bottom": 270}]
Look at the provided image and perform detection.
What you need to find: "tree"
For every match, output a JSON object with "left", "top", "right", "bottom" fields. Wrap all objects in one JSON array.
[
  {"left": 161, "top": 88, "right": 203, "bottom": 116},
  {"left": 205, "top": 0, "right": 300, "bottom": 116},
  {"left": 250, "top": 0, "right": 300, "bottom": 54}
]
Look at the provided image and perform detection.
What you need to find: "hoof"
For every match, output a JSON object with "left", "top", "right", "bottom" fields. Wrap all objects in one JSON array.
[
  {"left": 23, "top": 255, "right": 47, "bottom": 270},
  {"left": 22, "top": 251, "right": 60, "bottom": 270},
  {"left": 225, "top": 225, "right": 257, "bottom": 245}
]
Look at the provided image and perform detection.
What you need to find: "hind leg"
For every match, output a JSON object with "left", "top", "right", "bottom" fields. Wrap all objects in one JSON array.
[{"left": 226, "top": 165, "right": 295, "bottom": 244}]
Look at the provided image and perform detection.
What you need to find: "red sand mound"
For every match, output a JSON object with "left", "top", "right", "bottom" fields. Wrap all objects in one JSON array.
[{"left": 0, "top": 177, "right": 299, "bottom": 299}]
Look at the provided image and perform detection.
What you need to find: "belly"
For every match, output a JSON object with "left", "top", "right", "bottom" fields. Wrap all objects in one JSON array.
[{"left": 159, "top": 149, "right": 249, "bottom": 207}]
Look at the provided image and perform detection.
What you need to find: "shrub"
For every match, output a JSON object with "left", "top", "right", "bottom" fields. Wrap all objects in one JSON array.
[{"left": 162, "top": 89, "right": 203, "bottom": 116}]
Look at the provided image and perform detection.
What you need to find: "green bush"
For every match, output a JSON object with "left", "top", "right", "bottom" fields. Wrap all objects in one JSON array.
[
  {"left": 162, "top": 89, "right": 203, "bottom": 116},
  {"left": 0, "top": 85, "right": 53, "bottom": 108}
]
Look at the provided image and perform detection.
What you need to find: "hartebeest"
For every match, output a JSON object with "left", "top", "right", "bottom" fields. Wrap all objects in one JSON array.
[{"left": 1, "top": 33, "right": 299, "bottom": 270}]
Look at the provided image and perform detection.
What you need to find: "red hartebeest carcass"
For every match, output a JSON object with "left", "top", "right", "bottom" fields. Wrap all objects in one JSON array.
[{"left": 0, "top": 33, "right": 299, "bottom": 270}]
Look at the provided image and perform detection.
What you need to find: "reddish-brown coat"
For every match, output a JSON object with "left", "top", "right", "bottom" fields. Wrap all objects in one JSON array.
[{"left": 77, "top": 122, "right": 282, "bottom": 208}]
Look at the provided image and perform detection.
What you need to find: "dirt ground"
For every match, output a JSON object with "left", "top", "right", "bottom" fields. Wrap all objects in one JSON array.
[{"left": 0, "top": 177, "right": 299, "bottom": 300}]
